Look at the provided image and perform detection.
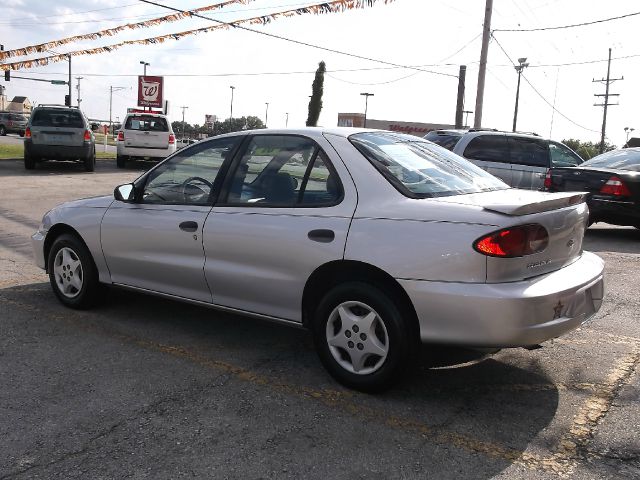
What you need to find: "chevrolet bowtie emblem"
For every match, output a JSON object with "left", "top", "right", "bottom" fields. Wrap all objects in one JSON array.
[{"left": 553, "top": 301, "right": 564, "bottom": 320}]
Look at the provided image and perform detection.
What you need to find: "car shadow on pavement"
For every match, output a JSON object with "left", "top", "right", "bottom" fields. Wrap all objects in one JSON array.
[
  {"left": 1, "top": 282, "right": 561, "bottom": 479},
  {"left": 584, "top": 225, "right": 640, "bottom": 254}
]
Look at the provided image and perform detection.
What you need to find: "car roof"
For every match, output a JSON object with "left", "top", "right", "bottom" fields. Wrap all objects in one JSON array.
[{"left": 210, "top": 127, "right": 410, "bottom": 141}]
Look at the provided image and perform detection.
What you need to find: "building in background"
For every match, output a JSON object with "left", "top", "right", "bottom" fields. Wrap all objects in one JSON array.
[
  {"left": 6, "top": 96, "right": 32, "bottom": 114},
  {"left": 337, "top": 113, "right": 454, "bottom": 137}
]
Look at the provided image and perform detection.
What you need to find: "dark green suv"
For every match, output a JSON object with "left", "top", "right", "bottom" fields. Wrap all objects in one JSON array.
[{"left": 24, "top": 105, "right": 96, "bottom": 171}]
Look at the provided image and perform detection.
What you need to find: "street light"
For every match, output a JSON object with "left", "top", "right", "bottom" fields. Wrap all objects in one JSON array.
[
  {"left": 139, "top": 61, "right": 149, "bottom": 76},
  {"left": 229, "top": 86, "right": 235, "bottom": 121},
  {"left": 109, "top": 86, "right": 127, "bottom": 135},
  {"left": 360, "top": 92, "right": 374, "bottom": 128},
  {"left": 512, "top": 57, "right": 529, "bottom": 132},
  {"left": 624, "top": 126, "right": 635, "bottom": 144},
  {"left": 285, "top": 112, "right": 289, "bottom": 127},
  {"left": 265, "top": 102, "right": 269, "bottom": 127}
]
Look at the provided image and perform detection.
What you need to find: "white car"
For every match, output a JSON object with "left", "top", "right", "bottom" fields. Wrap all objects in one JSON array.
[
  {"left": 116, "top": 112, "right": 176, "bottom": 168},
  {"left": 32, "top": 128, "right": 604, "bottom": 391}
]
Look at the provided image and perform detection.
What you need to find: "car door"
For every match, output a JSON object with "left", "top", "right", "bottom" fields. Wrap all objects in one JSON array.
[
  {"left": 460, "top": 134, "right": 513, "bottom": 185},
  {"left": 203, "top": 134, "right": 357, "bottom": 322},
  {"left": 101, "top": 137, "right": 240, "bottom": 302},
  {"left": 508, "top": 136, "right": 550, "bottom": 190}
]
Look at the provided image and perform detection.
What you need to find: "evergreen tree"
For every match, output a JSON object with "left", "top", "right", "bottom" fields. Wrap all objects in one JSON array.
[{"left": 306, "top": 61, "right": 326, "bottom": 127}]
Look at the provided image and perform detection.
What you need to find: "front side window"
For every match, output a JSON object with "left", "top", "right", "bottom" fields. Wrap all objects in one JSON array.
[
  {"left": 141, "top": 137, "right": 238, "bottom": 205},
  {"left": 125, "top": 115, "right": 168, "bottom": 132},
  {"left": 225, "top": 135, "right": 342, "bottom": 207},
  {"left": 463, "top": 135, "right": 509, "bottom": 162},
  {"left": 508, "top": 137, "right": 549, "bottom": 167},
  {"left": 549, "top": 142, "right": 583, "bottom": 167},
  {"left": 350, "top": 132, "right": 507, "bottom": 198}
]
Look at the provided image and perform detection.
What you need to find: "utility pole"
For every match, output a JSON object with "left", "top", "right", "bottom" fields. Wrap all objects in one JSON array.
[
  {"left": 265, "top": 102, "right": 269, "bottom": 127},
  {"left": 75, "top": 76, "right": 83, "bottom": 109},
  {"left": 454, "top": 65, "right": 466, "bottom": 129},
  {"left": 285, "top": 112, "right": 289, "bottom": 127},
  {"left": 109, "top": 86, "right": 126, "bottom": 135},
  {"left": 360, "top": 92, "right": 374, "bottom": 128},
  {"left": 474, "top": 0, "right": 493, "bottom": 128},
  {"left": 180, "top": 105, "right": 189, "bottom": 139},
  {"left": 512, "top": 57, "right": 529, "bottom": 132},
  {"left": 593, "top": 48, "right": 623, "bottom": 154},
  {"left": 229, "top": 86, "right": 235, "bottom": 120},
  {"left": 67, "top": 54, "right": 72, "bottom": 106}
]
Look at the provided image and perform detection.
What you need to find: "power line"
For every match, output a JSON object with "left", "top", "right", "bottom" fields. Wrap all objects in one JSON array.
[
  {"left": 326, "top": 71, "right": 421, "bottom": 86},
  {"left": 494, "top": 10, "right": 640, "bottom": 32},
  {"left": 137, "top": 0, "right": 458, "bottom": 79},
  {"left": 1, "top": 2, "right": 139, "bottom": 23},
  {"left": 490, "top": 33, "right": 600, "bottom": 133}
]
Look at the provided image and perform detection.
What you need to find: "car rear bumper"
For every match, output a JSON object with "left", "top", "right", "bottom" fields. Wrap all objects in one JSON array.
[
  {"left": 399, "top": 251, "right": 605, "bottom": 347},
  {"left": 25, "top": 140, "right": 93, "bottom": 160},
  {"left": 117, "top": 144, "right": 176, "bottom": 159},
  {"left": 588, "top": 197, "right": 640, "bottom": 226}
]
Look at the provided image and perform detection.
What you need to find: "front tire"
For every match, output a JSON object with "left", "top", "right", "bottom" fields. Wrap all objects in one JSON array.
[
  {"left": 47, "top": 234, "right": 100, "bottom": 309},
  {"left": 312, "top": 282, "right": 414, "bottom": 392},
  {"left": 0, "top": 125, "right": 6, "bottom": 136}
]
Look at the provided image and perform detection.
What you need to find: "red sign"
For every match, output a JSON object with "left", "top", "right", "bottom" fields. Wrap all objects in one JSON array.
[{"left": 137, "top": 75, "right": 163, "bottom": 108}]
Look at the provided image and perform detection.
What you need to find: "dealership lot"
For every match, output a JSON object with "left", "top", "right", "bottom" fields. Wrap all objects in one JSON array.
[{"left": 0, "top": 158, "right": 638, "bottom": 479}]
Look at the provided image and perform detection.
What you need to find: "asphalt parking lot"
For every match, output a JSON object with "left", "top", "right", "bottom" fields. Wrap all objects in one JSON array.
[{"left": 0, "top": 157, "right": 638, "bottom": 479}]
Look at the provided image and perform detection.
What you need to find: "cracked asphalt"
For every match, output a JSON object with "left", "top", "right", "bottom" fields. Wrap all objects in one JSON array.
[{"left": 0, "top": 156, "right": 638, "bottom": 479}]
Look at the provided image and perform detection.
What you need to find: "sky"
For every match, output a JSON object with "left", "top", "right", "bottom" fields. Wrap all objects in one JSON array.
[{"left": 2, "top": 0, "right": 639, "bottom": 147}]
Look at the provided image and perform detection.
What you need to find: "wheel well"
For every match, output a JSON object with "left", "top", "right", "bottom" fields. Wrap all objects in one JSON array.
[
  {"left": 43, "top": 224, "right": 88, "bottom": 271},
  {"left": 302, "top": 260, "right": 420, "bottom": 336}
]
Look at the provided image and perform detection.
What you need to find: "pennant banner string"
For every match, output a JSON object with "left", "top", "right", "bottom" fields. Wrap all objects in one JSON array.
[
  {"left": 0, "top": 0, "right": 397, "bottom": 72},
  {"left": 0, "top": 0, "right": 255, "bottom": 61}
]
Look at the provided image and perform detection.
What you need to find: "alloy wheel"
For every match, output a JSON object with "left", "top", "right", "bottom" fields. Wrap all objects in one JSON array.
[{"left": 53, "top": 247, "right": 84, "bottom": 298}]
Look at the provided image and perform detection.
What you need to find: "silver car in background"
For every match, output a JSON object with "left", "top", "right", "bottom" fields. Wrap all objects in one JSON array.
[{"left": 31, "top": 128, "right": 604, "bottom": 391}]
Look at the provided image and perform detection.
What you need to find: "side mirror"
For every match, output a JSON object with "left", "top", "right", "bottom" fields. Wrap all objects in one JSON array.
[{"left": 114, "top": 183, "right": 135, "bottom": 202}]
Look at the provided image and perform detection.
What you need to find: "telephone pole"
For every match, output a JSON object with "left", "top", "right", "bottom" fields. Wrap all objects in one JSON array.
[
  {"left": 593, "top": 48, "right": 623, "bottom": 154},
  {"left": 474, "top": 0, "right": 493, "bottom": 128},
  {"left": 180, "top": 105, "right": 189, "bottom": 139},
  {"left": 75, "top": 76, "right": 83, "bottom": 109}
]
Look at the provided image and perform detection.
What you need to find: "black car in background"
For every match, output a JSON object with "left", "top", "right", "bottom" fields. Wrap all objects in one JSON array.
[{"left": 545, "top": 148, "right": 640, "bottom": 228}]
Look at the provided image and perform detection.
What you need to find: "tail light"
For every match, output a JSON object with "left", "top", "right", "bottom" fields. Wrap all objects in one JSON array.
[
  {"left": 543, "top": 169, "right": 552, "bottom": 190},
  {"left": 600, "top": 176, "right": 631, "bottom": 197},
  {"left": 83, "top": 129, "right": 91, "bottom": 141},
  {"left": 474, "top": 224, "right": 549, "bottom": 258},
  {"left": 117, "top": 131, "right": 124, "bottom": 141},
  {"left": 24, "top": 127, "right": 31, "bottom": 138},
  {"left": 168, "top": 134, "right": 175, "bottom": 145}
]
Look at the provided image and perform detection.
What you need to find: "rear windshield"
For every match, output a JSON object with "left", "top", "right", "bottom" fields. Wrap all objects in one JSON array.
[
  {"left": 125, "top": 115, "right": 168, "bottom": 132},
  {"left": 350, "top": 132, "right": 507, "bottom": 198},
  {"left": 582, "top": 149, "right": 640, "bottom": 171},
  {"left": 31, "top": 109, "right": 84, "bottom": 128},
  {"left": 423, "top": 131, "right": 462, "bottom": 151}
]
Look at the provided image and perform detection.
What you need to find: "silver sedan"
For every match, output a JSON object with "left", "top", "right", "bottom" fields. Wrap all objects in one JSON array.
[{"left": 32, "top": 128, "right": 605, "bottom": 391}]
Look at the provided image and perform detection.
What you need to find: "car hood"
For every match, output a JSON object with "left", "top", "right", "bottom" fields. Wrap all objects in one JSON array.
[{"left": 57, "top": 195, "right": 114, "bottom": 209}]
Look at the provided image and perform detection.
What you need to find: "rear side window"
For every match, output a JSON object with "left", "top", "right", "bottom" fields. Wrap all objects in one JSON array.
[
  {"left": 31, "top": 110, "right": 84, "bottom": 128},
  {"left": 350, "top": 132, "right": 507, "bottom": 198},
  {"left": 463, "top": 135, "right": 509, "bottom": 162},
  {"left": 423, "top": 131, "right": 462, "bottom": 151},
  {"left": 509, "top": 137, "right": 549, "bottom": 167},
  {"left": 125, "top": 116, "right": 168, "bottom": 132}
]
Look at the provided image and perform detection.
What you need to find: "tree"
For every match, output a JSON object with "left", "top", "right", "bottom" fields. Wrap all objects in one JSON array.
[
  {"left": 562, "top": 138, "right": 616, "bottom": 160},
  {"left": 306, "top": 61, "right": 326, "bottom": 127},
  {"left": 212, "top": 116, "right": 265, "bottom": 135}
]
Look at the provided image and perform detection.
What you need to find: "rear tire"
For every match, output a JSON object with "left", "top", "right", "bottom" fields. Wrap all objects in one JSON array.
[
  {"left": 0, "top": 125, "right": 5, "bottom": 136},
  {"left": 83, "top": 150, "right": 96, "bottom": 172},
  {"left": 116, "top": 155, "right": 126, "bottom": 168},
  {"left": 24, "top": 154, "right": 35, "bottom": 170},
  {"left": 312, "top": 282, "right": 414, "bottom": 392},
  {"left": 47, "top": 234, "right": 100, "bottom": 309}
]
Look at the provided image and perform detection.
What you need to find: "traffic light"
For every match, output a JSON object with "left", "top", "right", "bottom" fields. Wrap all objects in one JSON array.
[
  {"left": 64, "top": 94, "right": 71, "bottom": 106},
  {"left": 4, "top": 70, "right": 9, "bottom": 82}
]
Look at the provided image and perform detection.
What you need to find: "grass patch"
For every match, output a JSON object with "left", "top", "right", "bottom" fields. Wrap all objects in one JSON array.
[
  {"left": 0, "top": 144, "right": 24, "bottom": 159},
  {"left": 94, "top": 133, "right": 117, "bottom": 146},
  {"left": 96, "top": 151, "right": 116, "bottom": 159}
]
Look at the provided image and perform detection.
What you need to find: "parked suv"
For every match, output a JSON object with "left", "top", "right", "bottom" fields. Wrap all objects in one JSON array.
[
  {"left": 24, "top": 105, "right": 96, "bottom": 171},
  {"left": 424, "top": 129, "right": 583, "bottom": 190},
  {"left": 0, "top": 111, "right": 28, "bottom": 136},
  {"left": 116, "top": 112, "right": 176, "bottom": 168}
]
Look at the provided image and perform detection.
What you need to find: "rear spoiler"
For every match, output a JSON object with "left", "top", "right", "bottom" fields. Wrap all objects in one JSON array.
[{"left": 482, "top": 192, "right": 587, "bottom": 216}]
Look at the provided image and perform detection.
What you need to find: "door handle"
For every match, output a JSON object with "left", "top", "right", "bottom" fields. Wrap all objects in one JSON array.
[
  {"left": 179, "top": 221, "right": 198, "bottom": 232},
  {"left": 308, "top": 229, "right": 335, "bottom": 243}
]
